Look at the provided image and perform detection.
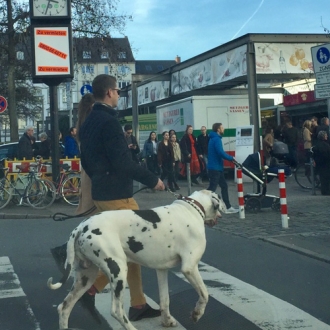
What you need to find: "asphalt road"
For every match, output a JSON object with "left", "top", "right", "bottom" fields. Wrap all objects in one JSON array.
[{"left": 0, "top": 215, "right": 330, "bottom": 330}]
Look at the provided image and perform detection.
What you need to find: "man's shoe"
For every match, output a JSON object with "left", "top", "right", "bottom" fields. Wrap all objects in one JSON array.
[
  {"left": 79, "top": 291, "right": 102, "bottom": 324},
  {"left": 129, "top": 303, "right": 161, "bottom": 321},
  {"left": 224, "top": 206, "right": 239, "bottom": 214},
  {"left": 50, "top": 244, "right": 67, "bottom": 275}
]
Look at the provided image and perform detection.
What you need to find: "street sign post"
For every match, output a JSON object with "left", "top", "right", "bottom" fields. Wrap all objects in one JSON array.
[
  {"left": 314, "top": 83, "right": 330, "bottom": 99},
  {"left": 80, "top": 84, "right": 93, "bottom": 95},
  {"left": 0, "top": 96, "right": 8, "bottom": 113},
  {"left": 311, "top": 43, "right": 330, "bottom": 119}
]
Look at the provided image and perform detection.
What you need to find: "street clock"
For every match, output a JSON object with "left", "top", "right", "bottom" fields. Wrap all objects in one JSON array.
[{"left": 30, "top": 0, "right": 71, "bottom": 19}]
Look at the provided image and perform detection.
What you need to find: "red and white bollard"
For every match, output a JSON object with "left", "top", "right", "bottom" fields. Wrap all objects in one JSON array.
[
  {"left": 236, "top": 168, "right": 245, "bottom": 219},
  {"left": 278, "top": 169, "right": 288, "bottom": 228}
]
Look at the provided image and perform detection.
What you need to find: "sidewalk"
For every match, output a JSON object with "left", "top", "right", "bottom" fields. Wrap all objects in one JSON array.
[{"left": 1, "top": 176, "right": 330, "bottom": 263}]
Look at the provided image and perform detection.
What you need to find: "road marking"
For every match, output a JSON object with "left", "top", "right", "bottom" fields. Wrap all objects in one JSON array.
[
  {"left": 0, "top": 256, "right": 25, "bottom": 299},
  {"left": 0, "top": 256, "right": 41, "bottom": 330},
  {"left": 96, "top": 286, "right": 186, "bottom": 330},
  {"left": 173, "top": 261, "right": 330, "bottom": 330}
]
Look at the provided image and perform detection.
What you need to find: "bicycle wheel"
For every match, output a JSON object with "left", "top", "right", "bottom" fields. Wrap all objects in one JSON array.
[
  {"left": 0, "top": 178, "right": 13, "bottom": 209},
  {"left": 294, "top": 163, "right": 315, "bottom": 189},
  {"left": 26, "top": 178, "right": 56, "bottom": 209},
  {"left": 61, "top": 174, "right": 81, "bottom": 206}
]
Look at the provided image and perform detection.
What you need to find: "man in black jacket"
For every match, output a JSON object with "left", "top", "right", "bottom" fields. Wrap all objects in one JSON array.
[
  {"left": 124, "top": 124, "right": 140, "bottom": 163},
  {"left": 18, "top": 126, "right": 34, "bottom": 160},
  {"left": 79, "top": 74, "right": 164, "bottom": 322}
]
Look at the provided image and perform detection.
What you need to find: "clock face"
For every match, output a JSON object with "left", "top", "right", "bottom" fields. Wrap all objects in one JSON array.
[{"left": 33, "top": 0, "right": 68, "bottom": 17}]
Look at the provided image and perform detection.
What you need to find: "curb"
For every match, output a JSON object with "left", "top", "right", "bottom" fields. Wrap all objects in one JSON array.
[
  {"left": 261, "top": 237, "right": 330, "bottom": 264},
  {"left": 0, "top": 213, "right": 52, "bottom": 219}
]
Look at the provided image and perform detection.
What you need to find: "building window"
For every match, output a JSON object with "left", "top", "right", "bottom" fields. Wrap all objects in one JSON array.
[
  {"left": 145, "top": 65, "right": 152, "bottom": 71},
  {"left": 83, "top": 51, "right": 91, "bottom": 59},
  {"left": 81, "top": 65, "right": 94, "bottom": 74},
  {"left": 157, "top": 65, "right": 164, "bottom": 71},
  {"left": 62, "top": 88, "right": 67, "bottom": 103},
  {"left": 104, "top": 66, "right": 109, "bottom": 74},
  {"left": 118, "top": 51, "right": 126, "bottom": 59},
  {"left": 16, "top": 51, "right": 24, "bottom": 60},
  {"left": 118, "top": 81, "right": 129, "bottom": 88},
  {"left": 117, "top": 65, "right": 130, "bottom": 75},
  {"left": 101, "top": 51, "right": 109, "bottom": 59}
]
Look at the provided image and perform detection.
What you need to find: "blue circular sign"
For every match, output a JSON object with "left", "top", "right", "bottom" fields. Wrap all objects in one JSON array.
[
  {"left": 80, "top": 84, "right": 93, "bottom": 96},
  {"left": 316, "top": 47, "right": 330, "bottom": 64}
]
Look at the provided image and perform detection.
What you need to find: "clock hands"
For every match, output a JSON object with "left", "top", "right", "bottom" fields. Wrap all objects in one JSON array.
[{"left": 44, "top": 0, "right": 59, "bottom": 15}]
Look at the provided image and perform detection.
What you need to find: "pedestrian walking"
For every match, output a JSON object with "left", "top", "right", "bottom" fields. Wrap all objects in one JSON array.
[
  {"left": 158, "top": 131, "right": 175, "bottom": 191},
  {"left": 79, "top": 74, "right": 165, "bottom": 321},
  {"left": 18, "top": 126, "right": 34, "bottom": 160},
  {"left": 207, "top": 123, "right": 239, "bottom": 214},
  {"left": 197, "top": 125, "right": 209, "bottom": 181},
  {"left": 170, "top": 132, "right": 181, "bottom": 190},
  {"left": 142, "top": 131, "right": 159, "bottom": 175},
  {"left": 179, "top": 125, "right": 202, "bottom": 185},
  {"left": 282, "top": 121, "right": 299, "bottom": 169},
  {"left": 124, "top": 124, "right": 140, "bottom": 164}
]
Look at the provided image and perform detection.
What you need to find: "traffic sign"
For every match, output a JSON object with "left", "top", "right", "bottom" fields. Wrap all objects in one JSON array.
[
  {"left": 0, "top": 96, "right": 8, "bottom": 113},
  {"left": 80, "top": 84, "right": 92, "bottom": 95},
  {"left": 314, "top": 83, "right": 330, "bottom": 99},
  {"left": 311, "top": 43, "right": 330, "bottom": 74}
]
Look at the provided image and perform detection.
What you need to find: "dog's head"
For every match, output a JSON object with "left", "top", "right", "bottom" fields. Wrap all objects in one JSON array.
[{"left": 188, "top": 190, "right": 226, "bottom": 227}]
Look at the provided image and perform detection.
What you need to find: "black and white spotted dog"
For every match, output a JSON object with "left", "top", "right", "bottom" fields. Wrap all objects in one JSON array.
[{"left": 48, "top": 189, "right": 226, "bottom": 330}]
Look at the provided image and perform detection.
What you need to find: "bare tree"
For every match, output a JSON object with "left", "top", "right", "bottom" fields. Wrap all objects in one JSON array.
[{"left": 0, "top": 0, "right": 132, "bottom": 141}]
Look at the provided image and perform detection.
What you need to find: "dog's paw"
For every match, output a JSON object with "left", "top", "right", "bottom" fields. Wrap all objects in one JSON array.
[
  {"left": 191, "top": 309, "right": 202, "bottom": 323},
  {"left": 161, "top": 315, "right": 177, "bottom": 327}
]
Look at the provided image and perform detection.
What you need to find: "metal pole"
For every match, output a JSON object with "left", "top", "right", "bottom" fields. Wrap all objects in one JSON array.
[
  {"left": 187, "top": 163, "right": 191, "bottom": 196},
  {"left": 310, "top": 153, "right": 316, "bottom": 196},
  {"left": 41, "top": 95, "right": 45, "bottom": 132},
  {"left": 246, "top": 41, "right": 260, "bottom": 193},
  {"left": 49, "top": 84, "right": 60, "bottom": 183},
  {"left": 246, "top": 41, "right": 260, "bottom": 152},
  {"left": 66, "top": 82, "right": 72, "bottom": 127},
  {"left": 131, "top": 81, "right": 139, "bottom": 143}
]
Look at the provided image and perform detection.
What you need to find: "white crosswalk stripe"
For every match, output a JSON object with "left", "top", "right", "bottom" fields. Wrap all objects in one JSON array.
[
  {"left": 0, "top": 256, "right": 41, "bottom": 330},
  {"left": 96, "top": 260, "right": 330, "bottom": 330},
  {"left": 173, "top": 261, "right": 330, "bottom": 330}
]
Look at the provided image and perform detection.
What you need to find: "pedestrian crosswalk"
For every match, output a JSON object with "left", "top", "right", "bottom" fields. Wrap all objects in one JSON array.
[
  {"left": 1, "top": 255, "right": 330, "bottom": 330},
  {"left": 0, "top": 256, "right": 41, "bottom": 330}
]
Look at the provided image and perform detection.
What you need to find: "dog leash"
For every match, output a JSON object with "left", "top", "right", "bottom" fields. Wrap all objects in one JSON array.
[{"left": 52, "top": 186, "right": 151, "bottom": 222}]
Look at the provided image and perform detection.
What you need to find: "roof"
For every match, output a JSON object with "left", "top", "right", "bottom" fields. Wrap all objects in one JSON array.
[
  {"left": 73, "top": 37, "right": 135, "bottom": 62},
  {"left": 135, "top": 60, "right": 177, "bottom": 74}
]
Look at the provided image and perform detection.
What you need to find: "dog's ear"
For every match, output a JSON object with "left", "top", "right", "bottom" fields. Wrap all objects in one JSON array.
[{"left": 211, "top": 193, "right": 220, "bottom": 210}]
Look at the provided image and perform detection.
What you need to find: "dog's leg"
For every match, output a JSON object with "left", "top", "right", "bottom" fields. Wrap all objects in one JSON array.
[
  {"left": 58, "top": 263, "right": 99, "bottom": 329},
  {"left": 156, "top": 269, "right": 177, "bottom": 327},
  {"left": 181, "top": 263, "right": 208, "bottom": 323},
  {"left": 98, "top": 257, "right": 137, "bottom": 330}
]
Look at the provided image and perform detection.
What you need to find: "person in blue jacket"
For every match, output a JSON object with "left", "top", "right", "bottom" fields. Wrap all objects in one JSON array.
[
  {"left": 207, "top": 123, "right": 239, "bottom": 214},
  {"left": 64, "top": 127, "right": 80, "bottom": 158}
]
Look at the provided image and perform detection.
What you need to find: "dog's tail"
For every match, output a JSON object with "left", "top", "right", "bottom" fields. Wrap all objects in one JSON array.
[{"left": 47, "top": 227, "right": 79, "bottom": 290}]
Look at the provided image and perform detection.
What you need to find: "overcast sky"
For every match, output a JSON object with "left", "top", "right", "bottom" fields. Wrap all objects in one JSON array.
[{"left": 113, "top": 0, "right": 330, "bottom": 62}]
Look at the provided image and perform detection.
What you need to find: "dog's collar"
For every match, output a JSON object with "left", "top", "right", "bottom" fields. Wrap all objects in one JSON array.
[{"left": 179, "top": 196, "right": 205, "bottom": 218}]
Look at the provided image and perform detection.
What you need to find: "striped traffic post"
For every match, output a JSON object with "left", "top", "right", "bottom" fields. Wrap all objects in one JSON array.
[
  {"left": 236, "top": 168, "right": 245, "bottom": 219},
  {"left": 278, "top": 169, "right": 288, "bottom": 228}
]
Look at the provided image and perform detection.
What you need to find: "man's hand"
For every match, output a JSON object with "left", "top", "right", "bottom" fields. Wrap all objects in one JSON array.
[{"left": 153, "top": 178, "right": 165, "bottom": 190}]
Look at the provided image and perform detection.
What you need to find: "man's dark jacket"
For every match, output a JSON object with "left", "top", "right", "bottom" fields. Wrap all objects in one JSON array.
[
  {"left": 79, "top": 102, "right": 158, "bottom": 201},
  {"left": 197, "top": 133, "right": 209, "bottom": 155},
  {"left": 18, "top": 133, "right": 33, "bottom": 160}
]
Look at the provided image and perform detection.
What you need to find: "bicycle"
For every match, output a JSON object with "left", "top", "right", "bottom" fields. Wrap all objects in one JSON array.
[
  {"left": 39, "top": 161, "right": 81, "bottom": 206},
  {"left": 0, "top": 161, "right": 56, "bottom": 209},
  {"left": 294, "top": 161, "right": 321, "bottom": 189}
]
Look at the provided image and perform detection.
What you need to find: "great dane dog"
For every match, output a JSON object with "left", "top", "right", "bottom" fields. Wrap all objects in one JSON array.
[{"left": 48, "top": 189, "right": 226, "bottom": 330}]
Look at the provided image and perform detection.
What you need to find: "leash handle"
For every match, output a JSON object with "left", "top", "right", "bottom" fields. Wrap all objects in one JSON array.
[{"left": 52, "top": 206, "right": 97, "bottom": 221}]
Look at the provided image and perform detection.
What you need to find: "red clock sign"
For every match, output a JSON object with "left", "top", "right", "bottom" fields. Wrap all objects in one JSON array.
[{"left": 0, "top": 96, "right": 8, "bottom": 113}]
